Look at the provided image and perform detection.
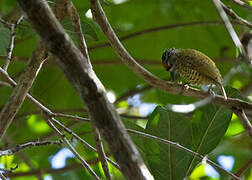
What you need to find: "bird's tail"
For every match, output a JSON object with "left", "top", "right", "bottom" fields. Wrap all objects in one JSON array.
[{"left": 217, "top": 83, "right": 227, "bottom": 100}]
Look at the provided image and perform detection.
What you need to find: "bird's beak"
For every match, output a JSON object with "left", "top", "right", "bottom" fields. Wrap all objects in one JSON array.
[{"left": 162, "top": 62, "right": 171, "bottom": 71}]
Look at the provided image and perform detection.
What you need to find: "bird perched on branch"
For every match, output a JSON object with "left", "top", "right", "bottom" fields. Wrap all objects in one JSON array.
[{"left": 161, "top": 48, "right": 227, "bottom": 100}]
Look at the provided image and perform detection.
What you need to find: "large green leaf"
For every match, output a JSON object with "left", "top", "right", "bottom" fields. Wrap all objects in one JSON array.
[
  {"left": 144, "top": 106, "right": 192, "bottom": 180},
  {"left": 187, "top": 104, "right": 232, "bottom": 174}
]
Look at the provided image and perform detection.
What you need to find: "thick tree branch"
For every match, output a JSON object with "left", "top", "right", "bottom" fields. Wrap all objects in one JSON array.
[
  {"left": 17, "top": 0, "right": 152, "bottom": 179},
  {"left": 0, "top": 0, "right": 73, "bottom": 139},
  {"left": 0, "top": 43, "right": 46, "bottom": 138}
]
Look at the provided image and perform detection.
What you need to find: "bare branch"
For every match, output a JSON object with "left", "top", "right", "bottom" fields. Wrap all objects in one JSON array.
[
  {"left": 229, "top": 0, "right": 252, "bottom": 10},
  {"left": 88, "top": 20, "right": 239, "bottom": 51},
  {"left": 127, "top": 129, "right": 241, "bottom": 180},
  {"left": 49, "top": 117, "right": 120, "bottom": 170},
  {"left": 234, "top": 158, "right": 252, "bottom": 178},
  {"left": 233, "top": 108, "right": 252, "bottom": 139},
  {"left": 0, "top": 43, "right": 47, "bottom": 138},
  {"left": 212, "top": 0, "right": 249, "bottom": 64},
  {"left": 52, "top": 112, "right": 90, "bottom": 122},
  {"left": 67, "top": 1, "right": 90, "bottom": 61},
  {"left": 223, "top": 1, "right": 252, "bottom": 27},
  {"left": 90, "top": 0, "right": 252, "bottom": 112},
  {"left": 0, "top": 173, "right": 7, "bottom": 180},
  {"left": 3, "top": 15, "right": 23, "bottom": 71},
  {"left": 0, "top": 0, "right": 77, "bottom": 139},
  {"left": 92, "top": 126, "right": 112, "bottom": 180},
  {"left": 67, "top": 4, "right": 112, "bottom": 178},
  {"left": 0, "top": 140, "right": 62, "bottom": 157},
  {"left": 5, "top": 156, "right": 113, "bottom": 178},
  {"left": 43, "top": 114, "right": 100, "bottom": 180},
  {"left": 17, "top": 0, "right": 152, "bottom": 179}
]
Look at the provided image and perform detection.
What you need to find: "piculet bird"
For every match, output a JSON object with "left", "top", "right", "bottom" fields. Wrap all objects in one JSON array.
[{"left": 161, "top": 48, "right": 227, "bottom": 100}]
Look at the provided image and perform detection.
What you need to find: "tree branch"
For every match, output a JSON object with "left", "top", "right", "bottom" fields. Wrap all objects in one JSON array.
[
  {"left": 233, "top": 108, "right": 252, "bottom": 139},
  {"left": 90, "top": 0, "right": 252, "bottom": 112},
  {"left": 42, "top": 114, "right": 100, "bottom": 180},
  {"left": 0, "top": 43, "right": 47, "bottom": 138},
  {"left": 229, "top": 0, "right": 252, "bottom": 10},
  {"left": 88, "top": 20, "right": 226, "bottom": 50},
  {"left": 213, "top": 0, "right": 250, "bottom": 64},
  {"left": 222, "top": 1, "right": 252, "bottom": 27},
  {"left": 16, "top": 1, "right": 152, "bottom": 179},
  {"left": 0, "top": 140, "right": 62, "bottom": 157}
]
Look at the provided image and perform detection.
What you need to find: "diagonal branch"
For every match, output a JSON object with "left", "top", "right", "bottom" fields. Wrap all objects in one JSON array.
[
  {"left": 90, "top": 0, "right": 252, "bottom": 111},
  {"left": 222, "top": 1, "right": 252, "bottom": 27},
  {"left": 214, "top": 0, "right": 249, "bottom": 64},
  {"left": 229, "top": 0, "right": 252, "bottom": 10},
  {"left": 233, "top": 108, "right": 252, "bottom": 139},
  {"left": 43, "top": 114, "right": 100, "bottom": 180},
  {"left": 0, "top": 0, "right": 75, "bottom": 139},
  {"left": 67, "top": 3, "right": 112, "bottom": 178},
  {"left": 0, "top": 140, "right": 62, "bottom": 157},
  {"left": 0, "top": 43, "right": 47, "bottom": 138},
  {"left": 17, "top": 0, "right": 152, "bottom": 179}
]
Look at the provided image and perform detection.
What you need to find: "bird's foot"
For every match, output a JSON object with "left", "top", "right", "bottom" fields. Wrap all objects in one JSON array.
[
  {"left": 208, "top": 88, "right": 216, "bottom": 98},
  {"left": 179, "top": 83, "right": 189, "bottom": 94}
]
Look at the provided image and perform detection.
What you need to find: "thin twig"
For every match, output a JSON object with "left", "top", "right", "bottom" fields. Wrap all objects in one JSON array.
[
  {"left": 67, "top": 1, "right": 90, "bottom": 62},
  {"left": 0, "top": 18, "right": 11, "bottom": 27},
  {"left": 222, "top": 1, "right": 252, "bottom": 27},
  {"left": 5, "top": 155, "right": 113, "bottom": 178},
  {"left": 52, "top": 112, "right": 90, "bottom": 122},
  {"left": 229, "top": 0, "right": 252, "bottom": 10},
  {"left": 92, "top": 126, "right": 112, "bottom": 180},
  {"left": 0, "top": 43, "right": 47, "bottom": 138},
  {"left": 67, "top": 5, "right": 112, "bottom": 177},
  {"left": 234, "top": 158, "right": 252, "bottom": 178},
  {"left": 233, "top": 108, "right": 252, "bottom": 139},
  {"left": 0, "top": 167, "right": 17, "bottom": 173},
  {"left": 0, "top": 140, "right": 62, "bottom": 157},
  {"left": 0, "top": 173, "right": 7, "bottom": 180},
  {"left": 88, "top": 21, "right": 225, "bottom": 50},
  {"left": 49, "top": 117, "right": 120, "bottom": 170},
  {"left": 213, "top": 0, "right": 249, "bottom": 64},
  {"left": 3, "top": 15, "right": 23, "bottom": 71},
  {"left": 0, "top": 68, "right": 119, "bottom": 170},
  {"left": 127, "top": 129, "right": 241, "bottom": 180},
  {"left": 43, "top": 115, "right": 100, "bottom": 180}
]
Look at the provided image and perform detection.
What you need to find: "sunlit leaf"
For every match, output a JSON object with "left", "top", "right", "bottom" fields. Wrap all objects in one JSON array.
[
  {"left": 188, "top": 104, "right": 232, "bottom": 174},
  {"left": 144, "top": 106, "right": 192, "bottom": 180}
]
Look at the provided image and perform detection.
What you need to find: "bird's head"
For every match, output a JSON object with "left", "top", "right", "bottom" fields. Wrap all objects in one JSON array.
[
  {"left": 162, "top": 48, "right": 178, "bottom": 80},
  {"left": 161, "top": 48, "right": 177, "bottom": 71}
]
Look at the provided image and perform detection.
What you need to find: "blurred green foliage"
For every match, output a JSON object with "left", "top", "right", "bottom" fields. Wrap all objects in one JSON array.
[{"left": 0, "top": 0, "right": 252, "bottom": 179}]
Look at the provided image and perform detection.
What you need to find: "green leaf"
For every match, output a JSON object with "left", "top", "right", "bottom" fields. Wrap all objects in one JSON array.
[
  {"left": 0, "top": 24, "right": 9, "bottom": 55},
  {"left": 188, "top": 104, "right": 232, "bottom": 173},
  {"left": 144, "top": 106, "right": 192, "bottom": 180}
]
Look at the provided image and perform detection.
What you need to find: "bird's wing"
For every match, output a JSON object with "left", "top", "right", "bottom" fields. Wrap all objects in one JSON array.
[{"left": 179, "top": 49, "right": 222, "bottom": 84}]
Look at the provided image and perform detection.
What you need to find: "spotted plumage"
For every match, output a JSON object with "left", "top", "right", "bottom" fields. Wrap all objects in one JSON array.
[{"left": 162, "top": 48, "right": 227, "bottom": 100}]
